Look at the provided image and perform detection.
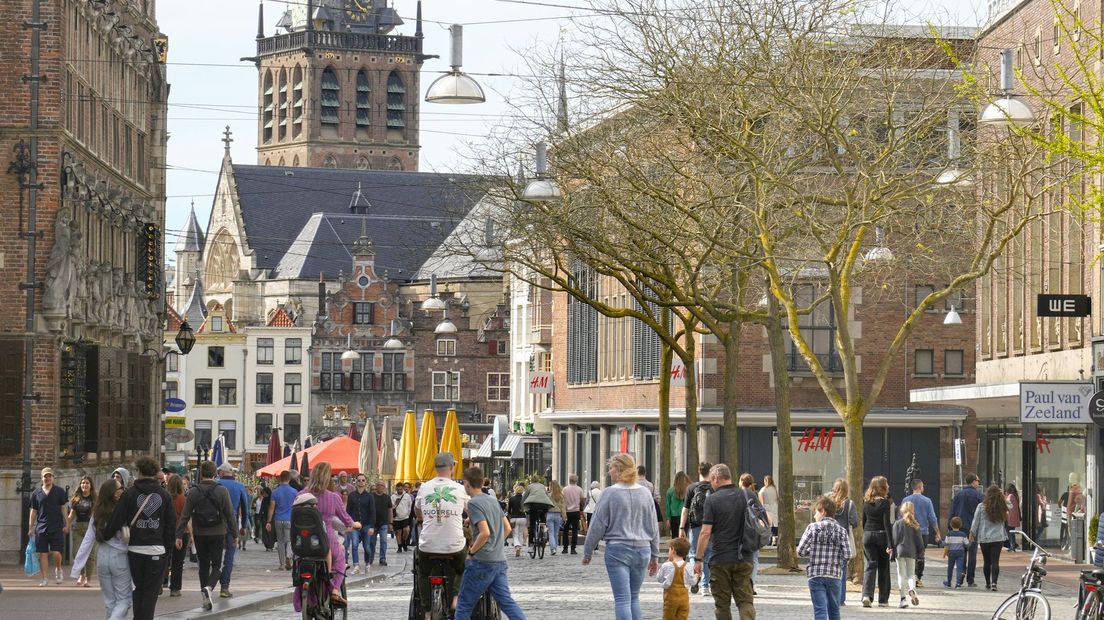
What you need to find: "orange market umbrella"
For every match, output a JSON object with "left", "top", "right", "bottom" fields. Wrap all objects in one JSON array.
[
  {"left": 378, "top": 416, "right": 397, "bottom": 481},
  {"left": 395, "top": 410, "right": 418, "bottom": 484},
  {"left": 414, "top": 409, "right": 439, "bottom": 482},
  {"left": 440, "top": 409, "right": 463, "bottom": 480},
  {"left": 256, "top": 436, "right": 362, "bottom": 477}
]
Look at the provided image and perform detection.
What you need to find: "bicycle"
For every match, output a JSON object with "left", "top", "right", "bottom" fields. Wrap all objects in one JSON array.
[
  {"left": 529, "top": 522, "right": 548, "bottom": 559},
  {"left": 1075, "top": 552, "right": 1104, "bottom": 620},
  {"left": 294, "top": 556, "right": 347, "bottom": 620},
  {"left": 991, "top": 529, "right": 1051, "bottom": 620},
  {"left": 408, "top": 550, "right": 500, "bottom": 620}
]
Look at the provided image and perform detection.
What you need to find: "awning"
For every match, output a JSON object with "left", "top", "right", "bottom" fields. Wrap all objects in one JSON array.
[
  {"left": 540, "top": 407, "right": 968, "bottom": 427},
  {"left": 473, "top": 433, "right": 532, "bottom": 460}
]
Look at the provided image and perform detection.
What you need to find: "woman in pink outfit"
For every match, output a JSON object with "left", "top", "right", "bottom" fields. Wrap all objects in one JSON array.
[
  {"left": 1005, "top": 484, "right": 1021, "bottom": 552},
  {"left": 298, "top": 462, "right": 362, "bottom": 606}
]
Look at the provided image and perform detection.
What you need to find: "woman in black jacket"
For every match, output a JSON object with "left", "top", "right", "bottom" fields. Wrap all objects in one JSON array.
[{"left": 861, "top": 475, "right": 895, "bottom": 608}]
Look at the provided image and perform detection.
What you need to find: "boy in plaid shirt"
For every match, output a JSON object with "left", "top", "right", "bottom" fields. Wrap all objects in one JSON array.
[{"left": 798, "top": 496, "right": 854, "bottom": 620}]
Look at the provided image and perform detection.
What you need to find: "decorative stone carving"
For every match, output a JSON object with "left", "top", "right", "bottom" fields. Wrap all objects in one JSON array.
[
  {"left": 111, "top": 268, "right": 127, "bottom": 327},
  {"left": 43, "top": 208, "right": 79, "bottom": 316}
]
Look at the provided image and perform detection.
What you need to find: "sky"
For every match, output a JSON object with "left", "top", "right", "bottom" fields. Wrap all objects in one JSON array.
[{"left": 156, "top": 0, "right": 989, "bottom": 256}]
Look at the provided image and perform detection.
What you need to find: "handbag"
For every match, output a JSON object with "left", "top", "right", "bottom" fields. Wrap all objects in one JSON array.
[{"left": 122, "top": 494, "right": 154, "bottom": 545}]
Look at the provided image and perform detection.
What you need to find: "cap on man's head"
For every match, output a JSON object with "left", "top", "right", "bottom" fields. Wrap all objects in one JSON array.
[
  {"left": 434, "top": 452, "right": 456, "bottom": 469},
  {"left": 217, "top": 462, "right": 235, "bottom": 474},
  {"left": 40, "top": 467, "right": 54, "bottom": 477}
]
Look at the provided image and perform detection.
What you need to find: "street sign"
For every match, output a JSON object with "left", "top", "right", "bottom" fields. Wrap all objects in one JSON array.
[
  {"left": 953, "top": 439, "right": 962, "bottom": 466},
  {"left": 165, "top": 398, "right": 186, "bottom": 413},
  {"left": 1019, "top": 382, "right": 1095, "bottom": 423},
  {"left": 164, "top": 416, "right": 186, "bottom": 429},
  {"left": 1090, "top": 390, "right": 1104, "bottom": 428},
  {"left": 1036, "top": 294, "right": 1092, "bottom": 318},
  {"left": 164, "top": 428, "right": 194, "bottom": 444}
]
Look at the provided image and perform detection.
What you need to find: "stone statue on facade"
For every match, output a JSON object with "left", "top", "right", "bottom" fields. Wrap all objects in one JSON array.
[
  {"left": 43, "top": 208, "right": 77, "bottom": 315},
  {"left": 111, "top": 268, "right": 127, "bottom": 328}
]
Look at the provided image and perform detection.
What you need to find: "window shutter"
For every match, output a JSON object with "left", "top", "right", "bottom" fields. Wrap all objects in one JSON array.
[{"left": 488, "top": 340, "right": 497, "bottom": 355}]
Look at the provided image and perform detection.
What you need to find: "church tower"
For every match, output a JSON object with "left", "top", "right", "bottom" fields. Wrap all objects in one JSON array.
[{"left": 255, "top": 0, "right": 423, "bottom": 171}]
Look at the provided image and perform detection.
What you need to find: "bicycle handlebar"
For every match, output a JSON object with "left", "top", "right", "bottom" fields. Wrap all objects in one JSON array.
[{"left": 1009, "top": 530, "right": 1050, "bottom": 557}]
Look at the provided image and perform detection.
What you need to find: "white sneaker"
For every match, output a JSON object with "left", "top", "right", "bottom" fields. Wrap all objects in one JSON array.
[
  {"left": 201, "top": 586, "right": 213, "bottom": 611},
  {"left": 55, "top": 567, "right": 62, "bottom": 584},
  {"left": 38, "top": 579, "right": 48, "bottom": 587},
  {"left": 350, "top": 566, "right": 360, "bottom": 575},
  {"left": 701, "top": 585, "right": 711, "bottom": 596}
]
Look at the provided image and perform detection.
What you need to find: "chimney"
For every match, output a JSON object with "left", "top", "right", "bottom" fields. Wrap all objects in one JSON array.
[{"left": 318, "top": 272, "right": 326, "bottom": 317}]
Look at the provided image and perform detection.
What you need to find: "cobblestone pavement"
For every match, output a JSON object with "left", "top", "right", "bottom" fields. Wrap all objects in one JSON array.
[{"left": 246, "top": 544, "right": 1084, "bottom": 619}]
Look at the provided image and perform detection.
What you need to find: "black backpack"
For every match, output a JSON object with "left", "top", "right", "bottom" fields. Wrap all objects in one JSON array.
[
  {"left": 741, "top": 488, "right": 771, "bottom": 556},
  {"left": 291, "top": 502, "right": 329, "bottom": 558},
  {"left": 687, "top": 483, "right": 711, "bottom": 527},
  {"left": 192, "top": 485, "right": 223, "bottom": 529}
]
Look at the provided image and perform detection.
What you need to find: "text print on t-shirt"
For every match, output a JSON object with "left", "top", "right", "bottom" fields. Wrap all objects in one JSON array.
[
  {"left": 135, "top": 493, "right": 163, "bottom": 529},
  {"left": 423, "top": 486, "right": 462, "bottom": 523}
]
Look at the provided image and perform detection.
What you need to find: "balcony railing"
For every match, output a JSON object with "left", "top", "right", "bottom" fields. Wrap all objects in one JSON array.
[
  {"left": 787, "top": 351, "right": 843, "bottom": 374},
  {"left": 258, "top": 30, "right": 422, "bottom": 56}
]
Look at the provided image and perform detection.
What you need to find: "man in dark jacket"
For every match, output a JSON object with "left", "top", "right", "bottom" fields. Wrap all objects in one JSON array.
[
  {"left": 346, "top": 475, "right": 376, "bottom": 574},
  {"left": 950, "top": 473, "right": 985, "bottom": 588},
  {"left": 176, "top": 461, "right": 237, "bottom": 611},
  {"left": 104, "top": 456, "right": 176, "bottom": 620}
]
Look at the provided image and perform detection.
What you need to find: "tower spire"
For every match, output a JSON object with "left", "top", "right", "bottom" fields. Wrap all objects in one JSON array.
[
  {"left": 416, "top": 0, "right": 423, "bottom": 39},
  {"left": 556, "top": 47, "right": 568, "bottom": 134},
  {"left": 256, "top": 0, "right": 264, "bottom": 39}
]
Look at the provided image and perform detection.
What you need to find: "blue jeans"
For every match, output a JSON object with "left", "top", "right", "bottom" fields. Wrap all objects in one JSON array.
[
  {"left": 689, "top": 525, "right": 712, "bottom": 587},
  {"left": 604, "top": 543, "right": 650, "bottom": 620},
  {"left": 348, "top": 529, "right": 368, "bottom": 564},
  {"left": 945, "top": 551, "right": 965, "bottom": 586},
  {"left": 839, "top": 571, "right": 848, "bottom": 605},
  {"left": 809, "top": 576, "right": 841, "bottom": 620},
  {"left": 220, "top": 531, "right": 237, "bottom": 589},
  {"left": 368, "top": 524, "right": 389, "bottom": 564},
  {"left": 97, "top": 543, "right": 131, "bottom": 620},
  {"left": 547, "top": 513, "right": 564, "bottom": 551},
  {"left": 454, "top": 559, "right": 528, "bottom": 620},
  {"left": 751, "top": 549, "right": 759, "bottom": 584}
]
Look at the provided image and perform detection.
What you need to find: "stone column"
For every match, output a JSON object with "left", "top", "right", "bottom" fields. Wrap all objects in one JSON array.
[
  {"left": 550, "top": 425, "right": 560, "bottom": 482},
  {"left": 599, "top": 425, "right": 611, "bottom": 487},
  {"left": 699, "top": 424, "right": 722, "bottom": 464},
  {"left": 566, "top": 424, "right": 577, "bottom": 483},
  {"left": 635, "top": 425, "right": 646, "bottom": 468},
  {"left": 674, "top": 426, "right": 686, "bottom": 474}
]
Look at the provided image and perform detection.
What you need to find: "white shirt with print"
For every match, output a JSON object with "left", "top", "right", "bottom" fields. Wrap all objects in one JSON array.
[{"left": 416, "top": 477, "right": 469, "bottom": 554}]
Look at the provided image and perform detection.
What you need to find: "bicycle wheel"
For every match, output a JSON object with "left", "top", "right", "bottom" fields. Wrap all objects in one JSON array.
[
  {"left": 431, "top": 584, "right": 447, "bottom": 620},
  {"left": 992, "top": 591, "right": 1051, "bottom": 620},
  {"left": 538, "top": 528, "right": 546, "bottom": 559},
  {"left": 1077, "top": 594, "right": 1103, "bottom": 620}
]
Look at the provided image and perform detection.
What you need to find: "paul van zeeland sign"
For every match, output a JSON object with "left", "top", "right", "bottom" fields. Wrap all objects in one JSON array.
[{"left": 1019, "top": 382, "right": 1095, "bottom": 424}]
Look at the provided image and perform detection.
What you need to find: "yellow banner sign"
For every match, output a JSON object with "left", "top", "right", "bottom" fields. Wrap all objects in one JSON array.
[{"left": 164, "top": 416, "right": 186, "bottom": 429}]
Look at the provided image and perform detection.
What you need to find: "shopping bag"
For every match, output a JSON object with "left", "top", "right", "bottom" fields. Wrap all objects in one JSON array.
[{"left": 24, "top": 537, "right": 39, "bottom": 575}]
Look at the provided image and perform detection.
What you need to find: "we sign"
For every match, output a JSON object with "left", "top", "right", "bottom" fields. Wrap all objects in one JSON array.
[
  {"left": 1036, "top": 294, "right": 1091, "bottom": 318},
  {"left": 528, "top": 371, "right": 553, "bottom": 394}
]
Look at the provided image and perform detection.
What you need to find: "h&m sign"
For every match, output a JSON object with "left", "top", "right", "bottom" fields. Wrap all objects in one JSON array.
[
  {"left": 1036, "top": 294, "right": 1091, "bottom": 318},
  {"left": 1019, "top": 382, "right": 1094, "bottom": 423}
]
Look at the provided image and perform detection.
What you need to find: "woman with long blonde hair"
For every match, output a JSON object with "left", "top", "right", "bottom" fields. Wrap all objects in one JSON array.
[
  {"left": 548, "top": 480, "right": 566, "bottom": 555},
  {"left": 300, "top": 462, "right": 361, "bottom": 605},
  {"left": 582, "top": 453, "right": 660, "bottom": 620},
  {"left": 860, "top": 476, "right": 894, "bottom": 607},
  {"left": 830, "top": 478, "right": 858, "bottom": 604},
  {"left": 666, "top": 471, "right": 691, "bottom": 539},
  {"left": 758, "top": 475, "right": 779, "bottom": 545},
  {"left": 892, "top": 502, "right": 925, "bottom": 608}
]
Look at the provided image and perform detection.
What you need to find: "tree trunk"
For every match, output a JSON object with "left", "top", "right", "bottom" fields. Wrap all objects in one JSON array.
[
  {"left": 722, "top": 320, "right": 741, "bottom": 466},
  {"left": 845, "top": 409, "right": 865, "bottom": 584},
  {"left": 683, "top": 325, "right": 700, "bottom": 475},
  {"left": 767, "top": 299, "right": 799, "bottom": 571},
  {"left": 658, "top": 338, "right": 673, "bottom": 512}
]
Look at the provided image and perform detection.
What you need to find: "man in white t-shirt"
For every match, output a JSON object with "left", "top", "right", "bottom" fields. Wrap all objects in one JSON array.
[{"left": 415, "top": 452, "right": 470, "bottom": 619}]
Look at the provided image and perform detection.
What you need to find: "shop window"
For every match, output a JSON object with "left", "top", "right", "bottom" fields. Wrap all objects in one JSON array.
[
  {"left": 256, "top": 413, "right": 272, "bottom": 444},
  {"left": 195, "top": 379, "right": 212, "bottom": 405},
  {"left": 257, "top": 373, "right": 273, "bottom": 404},
  {"left": 257, "top": 338, "right": 274, "bottom": 364},
  {"left": 945, "top": 349, "right": 965, "bottom": 376},
  {"left": 914, "top": 349, "right": 934, "bottom": 376},
  {"left": 218, "top": 379, "right": 237, "bottom": 405}
]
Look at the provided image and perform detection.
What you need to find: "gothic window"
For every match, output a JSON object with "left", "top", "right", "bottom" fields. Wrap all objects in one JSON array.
[
  {"left": 262, "top": 71, "right": 273, "bottom": 143},
  {"left": 291, "top": 65, "right": 304, "bottom": 138},
  {"left": 320, "top": 67, "right": 340, "bottom": 129},
  {"left": 277, "top": 68, "right": 288, "bottom": 141},
  {"left": 356, "top": 70, "right": 371, "bottom": 133},
  {"left": 324, "top": 155, "right": 338, "bottom": 168},
  {"left": 388, "top": 157, "right": 403, "bottom": 171},
  {"left": 206, "top": 229, "right": 239, "bottom": 293},
  {"left": 386, "top": 71, "right": 405, "bottom": 138},
  {"left": 278, "top": 157, "right": 285, "bottom": 166}
]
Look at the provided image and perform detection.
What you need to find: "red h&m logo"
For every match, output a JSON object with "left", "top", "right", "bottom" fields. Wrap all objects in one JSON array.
[
  {"left": 529, "top": 375, "right": 548, "bottom": 390},
  {"left": 1036, "top": 432, "right": 1051, "bottom": 454},
  {"left": 798, "top": 428, "right": 836, "bottom": 452}
]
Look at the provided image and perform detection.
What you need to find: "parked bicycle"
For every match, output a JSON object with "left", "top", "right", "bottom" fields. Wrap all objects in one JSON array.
[
  {"left": 991, "top": 529, "right": 1051, "bottom": 620},
  {"left": 1076, "top": 564, "right": 1104, "bottom": 620}
]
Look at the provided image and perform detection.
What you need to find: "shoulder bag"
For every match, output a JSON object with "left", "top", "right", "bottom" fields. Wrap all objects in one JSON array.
[{"left": 122, "top": 494, "right": 154, "bottom": 545}]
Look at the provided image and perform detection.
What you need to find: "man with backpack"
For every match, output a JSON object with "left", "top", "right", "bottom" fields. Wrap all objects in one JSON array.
[
  {"left": 176, "top": 461, "right": 236, "bottom": 611},
  {"left": 215, "top": 462, "right": 250, "bottom": 598},
  {"left": 679, "top": 461, "right": 713, "bottom": 596},
  {"left": 693, "top": 463, "right": 762, "bottom": 620}
]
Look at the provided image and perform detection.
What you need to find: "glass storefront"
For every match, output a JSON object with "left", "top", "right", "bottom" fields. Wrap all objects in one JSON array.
[
  {"left": 773, "top": 429, "right": 848, "bottom": 533},
  {"left": 978, "top": 424, "right": 1089, "bottom": 552}
]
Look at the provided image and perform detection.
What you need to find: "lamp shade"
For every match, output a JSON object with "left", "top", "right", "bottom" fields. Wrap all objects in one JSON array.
[
  {"left": 341, "top": 348, "right": 360, "bottom": 362},
  {"left": 979, "top": 97, "right": 1034, "bottom": 126},
  {"left": 863, "top": 246, "right": 894, "bottom": 262},
  {"left": 425, "top": 71, "right": 486, "bottom": 104},
  {"left": 421, "top": 297, "right": 447, "bottom": 311},
  {"left": 944, "top": 305, "right": 963, "bottom": 325},
  {"left": 934, "top": 168, "right": 973, "bottom": 187},
  {"left": 435, "top": 319, "right": 458, "bottom": 334},
  {"left": 521, "top": 178, "right": 562, "bottom": 202},
  {"left": 384, "top": 336, "right": 404, "bottom": 349},
  {"left": 175, "top": 321, "right": 196, "bottom": 355}
]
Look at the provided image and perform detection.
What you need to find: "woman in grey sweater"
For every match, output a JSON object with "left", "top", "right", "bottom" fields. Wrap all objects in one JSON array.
[
  {"left": 582, "top": 454, "right": 660, "bottom": 620},
  {"left": 970, "top": 485, "right": 1010, "bottom": 591}
]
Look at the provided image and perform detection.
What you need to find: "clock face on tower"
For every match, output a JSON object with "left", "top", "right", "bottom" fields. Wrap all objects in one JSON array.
[{"left": 345, "top": 0, "right": 371, "bottom": 23}]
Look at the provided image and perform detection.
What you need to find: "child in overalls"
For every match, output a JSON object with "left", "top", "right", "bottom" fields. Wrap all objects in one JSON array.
[{"left": 657, "top": 537, "right": 694, "bottom": 620}]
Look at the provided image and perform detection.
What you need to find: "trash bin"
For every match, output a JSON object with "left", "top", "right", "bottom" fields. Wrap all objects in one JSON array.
[{"left": 1072, "top": 517, "right": 1087, "bottom": 563}]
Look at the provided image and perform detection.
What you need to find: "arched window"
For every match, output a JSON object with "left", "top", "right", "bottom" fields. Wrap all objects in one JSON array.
[
  {"left": 320, "top": 67, "right": 340, "bottom": 134},
  {"left": 388, "top": 156, "right": 403, "bottom": 171},
  {"left": 277, "top": 68, "right": 288, "bottom": 141},
  {"left": 291, "top": 65, "right": 304, "bottom": 138},
  {"left": 386, "top": 71, "right": 405, "bottom": 140},
  {"left": 262, "top": 70, "right": 273, "bottom": 143},
  {"left": 356, "top": 70, "right": 371, "bottom": 133},
  {"left": 278, "top": 156, "right": 285, "bottom": 166},
  {"left": 324, "top": 154, "right": 337, "bottom": 168},
  {"left": 264, "top": 158, "right": 271, "bottom": 166},
  {"left": 292, "top": 154, "right": 300, "bottom": 167}
]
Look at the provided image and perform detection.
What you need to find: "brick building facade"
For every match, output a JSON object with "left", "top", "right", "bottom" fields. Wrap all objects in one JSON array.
[{"left": 0, "top": 0, "right": 169, "bottom": 560}]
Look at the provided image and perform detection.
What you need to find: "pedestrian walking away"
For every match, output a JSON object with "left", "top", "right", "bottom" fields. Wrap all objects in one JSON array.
[
  {"left": 892, "top": 501, "right": 925, "bottom": 608},
  {"left": 368, "top": 480, "right": 393, "bottom": 566},
  {"left": 176, "top": 460, "right": 237, "bottom": 611},
  {"left": 103, "top": 456, "right": 176, "bottom": 620},
  {"left": 583, "top": 453, "right": 661, "bottom": 620},
  {"left": 67, "top": 475, "right": 96, "bottom": 587},
  {"left": 267, "top": 470, "right": 297, "bottom": 570},
  {"left": 901, "top": 478, "right": 940, "bottom": 588},
  {"left": 415, "top": 452, "right": 470, "bottom": 620},
  {"left": 758, "top": 476, "right": 779, "bottom": 547},
  {"left": 166, "top": 474, "right": 189, "bottom": 597},
  {"left": 679, "top": 461, "right": 714, "bottom": 597},
  {"left": 694, "top": 463, "right": 756, "bottom": 620},
  {"left": 638, "top": 465, "right": 664, "bottom": 525},
  {"left": 507, "top": 484, "right": 529, "bottom": 557},
  {"left": 666, "top": 471, "right": 690, "bottom": 543},
  {"left": 72, "top": 478, "right": 130, "bottom": 619},
  {"left": 656, "top": 537, "right": 694, "bottom": 620},
  {"left": 971, "top": 484, "right": 1009, "bottom": 591},
  {"left": 563, "top": 474, "right": 587, "bottom": 554},
  {"left": 28, "top": 466, "right": 71, "bottom": 587},
  {"left": 216, "top": 462, "right": 250, "bottom": 598},
  {"left": 798, "top": 495, "right": 853, "bottom": 620},
  {"left": 521, "top": 476, "right": 554, "bottom": 546},
  {"left": 548, "top": 480, "right": 566, "bottom": 555},
  {"left": 829, "top": 479, "right": 857, "bottom": 606},
  {"left": 949, "top": 473, "right": 984, "bottom": 587},
  {"left": 860, "top": 475, "right": 894, "bottom": 608},
  {"left": 942, "top": 517, "right": 968, "bottom": 588},
  {"left": 584, "top": 481, "right": 603, "bottom": 528},
  {"left": 454, "top": 466, "right": 529, "bottom": 620}
]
